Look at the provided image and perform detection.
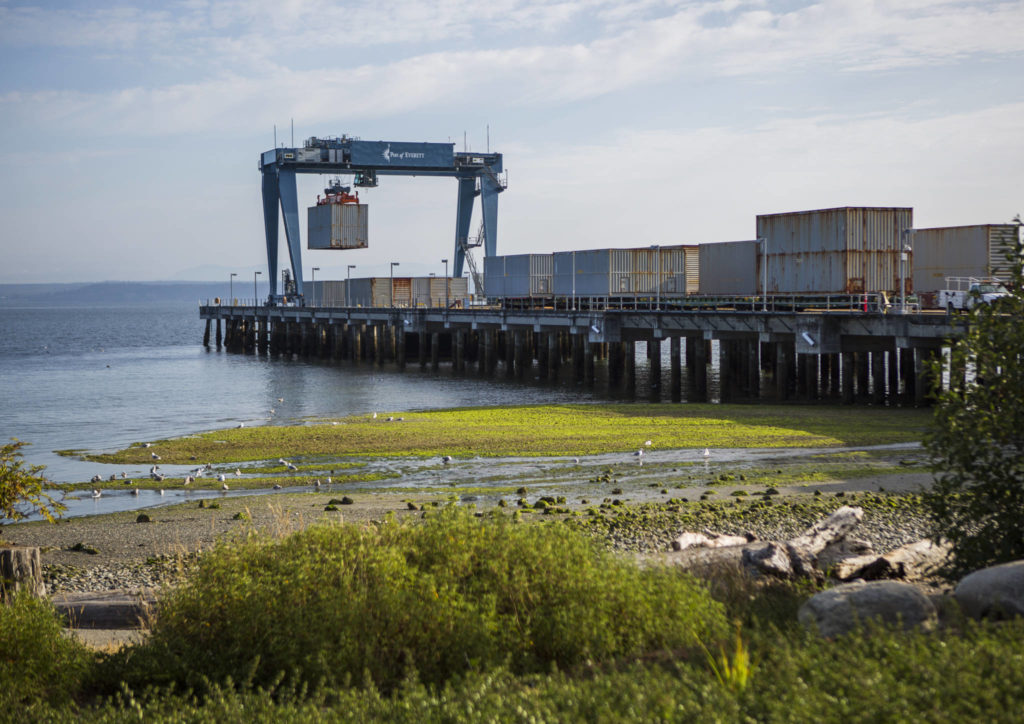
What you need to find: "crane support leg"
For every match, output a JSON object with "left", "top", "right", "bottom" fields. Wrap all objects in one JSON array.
[
  {"left": 261, "top": 169, "right": 281, "bottom": 299},
  {"left": 278, "top": 168, "right": 305, "bottom": 297},
  {"left": 480, "top": 174, "right": 500, "bottom": 258},
  {"left": 453, "top": 176, "right": 476, "bottom": 278}
]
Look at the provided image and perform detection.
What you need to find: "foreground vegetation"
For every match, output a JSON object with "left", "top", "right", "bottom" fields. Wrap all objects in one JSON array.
[
  {"left": 81, "top": 403, "right": 932, "bottom": 465},
  {"left": 5, "top": 507, "right": 1024, "bottom": 721}
]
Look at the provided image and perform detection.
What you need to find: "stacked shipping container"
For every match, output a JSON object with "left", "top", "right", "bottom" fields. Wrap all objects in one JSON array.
[
  {"left": 755, "top": 207, "right": 913, "bottom": 295},
  {"left": 911, "top": 224, "right": 1019, "bottom": 294}
]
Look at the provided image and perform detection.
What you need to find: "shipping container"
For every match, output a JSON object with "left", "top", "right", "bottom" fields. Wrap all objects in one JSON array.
[
  {"left": 911, "top": 224, "right": 1020, "bottom": 294},
  {"left": 307, "top": 203, "right": 369, "bottom": 249},
  {"left": 698, "top": 241, "right": 760, "bottom": 295},
  {"left": 484, "top": 254, "right": 554, "bottom": 298},
  {"left": 307, "top": 280, "right": 347, "bottom": 306},
  {"left": 551, "top": 246, "right": 693, "bottom": 298},
  {"left": 338, "top": 277, "right": 468, "bottom": 308},
  {"left": 755, "top": 207, "right": 913, "bottom": 294}
]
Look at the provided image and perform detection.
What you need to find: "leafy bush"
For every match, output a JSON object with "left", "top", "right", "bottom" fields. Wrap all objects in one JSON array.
[
  {"left": 0, "top": 591, "right": 94, "bottom": 709},
  {"left": 924, "top": 216, "right": 1024, "bottom": 578},
  {"left": 0, "top": 439, "right": 65, "bottom": 526},
  {"left": 106, "top": 507, "right": 728, "bottom": 694},
  {"left": 64, "top": 619, "right": 1024, "bottom": 722}
]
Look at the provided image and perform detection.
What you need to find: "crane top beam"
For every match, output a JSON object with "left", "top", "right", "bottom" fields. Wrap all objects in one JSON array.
[{"left": 260, "top": 136, "right": 502, "bottom": 177}]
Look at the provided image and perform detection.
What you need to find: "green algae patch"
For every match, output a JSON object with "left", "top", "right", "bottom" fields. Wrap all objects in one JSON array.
[{"left": 85, "top": 404, "right": 932, "bottom": 465}]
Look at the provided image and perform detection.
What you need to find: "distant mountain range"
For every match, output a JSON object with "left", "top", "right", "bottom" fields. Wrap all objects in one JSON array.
[{"left": 0, "top": 281, "right": 266, "bottom": 307}]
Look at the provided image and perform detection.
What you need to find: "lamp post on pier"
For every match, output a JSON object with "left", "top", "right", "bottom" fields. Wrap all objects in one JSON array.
[
  {"left": 442, "top": 258, "right": 449, "bottom": 309},
  {"left": 758, "top": 237, "right": 768, "bottom": 312},
  {"left": 254, "top": 271, "right": 261, "bottom": 306},
  {"left": 346, "top": 264, "right": 356, "bottom": 307},
  {"left": 311, "top": 267, "right": 320, "bottom": 307},
  {"left": 390, "top": 262, "right": 400, "bottom": 307},
  {"left": 229, "top": 273, "right": 237, "bottom": 306}
]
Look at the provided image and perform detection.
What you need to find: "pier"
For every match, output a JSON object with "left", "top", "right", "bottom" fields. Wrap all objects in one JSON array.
[{"left": 200, "top": 303, "right": 961, "bottom": 406}]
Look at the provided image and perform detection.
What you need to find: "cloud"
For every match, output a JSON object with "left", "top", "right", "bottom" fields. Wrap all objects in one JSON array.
[{"left": 2, "top": 0, "right": 1022, "bottom": 141}]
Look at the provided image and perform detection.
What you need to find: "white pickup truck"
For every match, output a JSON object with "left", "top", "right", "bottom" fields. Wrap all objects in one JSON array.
[{"left": 938, "top": 277, "right": 1010, "bottom": 313}]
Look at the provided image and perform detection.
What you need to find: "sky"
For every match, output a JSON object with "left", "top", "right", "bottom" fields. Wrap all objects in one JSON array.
[{"left": 0, "top": 0, "right": 1021, "bottom": 284}]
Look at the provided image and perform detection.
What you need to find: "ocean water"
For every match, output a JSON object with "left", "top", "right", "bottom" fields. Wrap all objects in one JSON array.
[{"left": 0, "top": 302, "right": 618, "bottom": 488}]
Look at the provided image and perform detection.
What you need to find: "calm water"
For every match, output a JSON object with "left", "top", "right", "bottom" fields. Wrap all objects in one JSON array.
[{"left": 0, "top": 303, "right": 617, "bottom": 487}]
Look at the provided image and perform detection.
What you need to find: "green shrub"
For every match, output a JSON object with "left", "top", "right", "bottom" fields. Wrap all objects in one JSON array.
[
  {"left": 0, "top": 590, "right": 94, "bottom": 708},
  {"left": 924, "top": 217, "right": 1024, "bottom": 578},
  {"left": 107, "top": 507, "right": 728, "bottom": 694}
]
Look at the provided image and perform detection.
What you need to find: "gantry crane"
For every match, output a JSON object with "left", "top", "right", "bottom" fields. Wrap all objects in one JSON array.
[{"left": 260, "top": 135, "right": 505, "bottom": 303}]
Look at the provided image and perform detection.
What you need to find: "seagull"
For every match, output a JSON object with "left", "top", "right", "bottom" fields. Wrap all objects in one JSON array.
[
  {"left": 703, "top": 448, "right": 711, "bottom": 459},
  {"left": 633, "top": 449, "right": 644, "bottom": 457},
  {"left": 386, "top": 416, "right": 394, "bottom": 422},
  {"left": 144, "top": 443, "right": 152, "bottom": 448},
  {"left": 108, "top": 474, "right": 117, "bottom": 482},
  {"left": 269, "top": 408, "right": 275, "bottom": 415},
  {"left": 278, "top": 458, "right": 287, "bottom": 465},
  {"left": 286, "top": 463, "right": 298, "bottom": 471},
  {"left": 119, "top": 472, "right": 127, "bottom": 479},
  {"left": 573, "top": 457, "right": 580, "bottom": 464},
  {"left": 273, "top": 484, "right": 283, "bottom": 490},
  {"left": 332, "top": 421, "right": 339, "bottom": 425},
  {"left": 372, "top": 412, "right": 378, "bottom": 419},
  {"left": 314, "top": 479, "right": 322, "bottom": 489},
  {"left": 442, "top": 455, "right": 453, "bottom": 463},
  {"left": 184, "top": 475, "right": 193, "bottom": 485},
  {"left": 277, "top": 397, "right": 284, "bottom": 403},
  {"left": 237, "top": 423, "right": 245, "bottom": 428},
  {"left": 644, "top": 440, "right": 652, "bottom": 447},
  {"left": 326, "top": 477, "right": 332, "bottom": 485},
  {"left": 131, "top": 488, "right": 140, "bottom": 496},
  {"left": 235, "top": 469, "right": 242, "bottom": 477},
  {"left": 90, "top": 475, "right": 102, "bottom": 483},
  {"left": 151, "top": 452, "right": 160, "bottom": 460},
  {"left": 91, "top": 489, "right": 101, "bottom": 498},
  {"left": 218, "top": 474, "right": 227, "bottom": 482},
  {"left": 159, "top": 489, "right": 164, "bottom": 496},
  {"left": 222, "top": 482, "right": 229, "bottom": 491}
]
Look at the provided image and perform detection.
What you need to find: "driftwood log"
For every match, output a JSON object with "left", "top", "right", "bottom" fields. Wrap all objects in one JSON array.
[
  {"left": 661, "top": 505, "right": 948, "bottom": 583},
  {"left": 0, "top": 545, "right": 46, "bottom": 600}
]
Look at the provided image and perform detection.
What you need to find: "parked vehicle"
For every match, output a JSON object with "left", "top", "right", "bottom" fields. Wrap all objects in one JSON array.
[{"left": 937, "top": 277, "right": 1010, "bottom": 313}]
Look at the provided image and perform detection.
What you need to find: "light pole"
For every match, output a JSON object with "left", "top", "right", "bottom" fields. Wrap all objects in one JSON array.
[
  {"left": 311, "top": 266, "right": 319, "bottom": 307},
  {"left": 346, "top": 264, "right": 356, "bottom": 307},
  {"left": 900, "top": 231, "right": 912, "bottom": 314},
  {"left": 254, "top": 270, "right": 261, "bottom": 306},
  {"left": 571, "top": 250, "right": 576, "bottom": 311},
  {"left": 442, "top": 258, "right": 449, "bottom": 309},
  {"left": 650, "top": 245, "right": 660, "bottom": 311},
  {"left": 758, "top": 237, "right": 768, "bottom": 312},
  {"left": 229, "top": 272, "right": 237, "bottom": 305},
  {"left": 390, "top": 262, "right": 400, "bottom": 307}
]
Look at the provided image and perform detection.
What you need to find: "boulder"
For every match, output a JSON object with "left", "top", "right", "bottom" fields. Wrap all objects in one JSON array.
[
  {"left": 798, "top": 580, "right": 937, "bottom": 638},
  {"left": 954, "top": 560, "right": 1024, "bottom": 620}
]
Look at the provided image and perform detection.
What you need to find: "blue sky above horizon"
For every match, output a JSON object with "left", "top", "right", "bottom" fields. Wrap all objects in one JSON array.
[{"left": 1, "top": 0, "right": 1021, "bottom": 283}]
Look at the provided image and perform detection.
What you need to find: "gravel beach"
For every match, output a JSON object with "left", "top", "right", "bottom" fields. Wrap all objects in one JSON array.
[{"left": 4, "top": 468, "right": 935, "bottom": 597}]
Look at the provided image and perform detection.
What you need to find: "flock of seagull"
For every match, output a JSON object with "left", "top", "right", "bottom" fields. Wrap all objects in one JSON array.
[{"left": 87, "top": 396, "right": 716, "bottom": 502}]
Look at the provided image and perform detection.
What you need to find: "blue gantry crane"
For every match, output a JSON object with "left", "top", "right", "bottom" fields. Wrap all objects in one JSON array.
[{"left": 260, "top": 135, "right": 506, "bottom": 303}]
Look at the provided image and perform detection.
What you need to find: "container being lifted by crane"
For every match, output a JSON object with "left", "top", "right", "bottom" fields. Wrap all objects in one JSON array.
[{"left": 260, "top": 135, "right": 506, "bottom": 305}]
